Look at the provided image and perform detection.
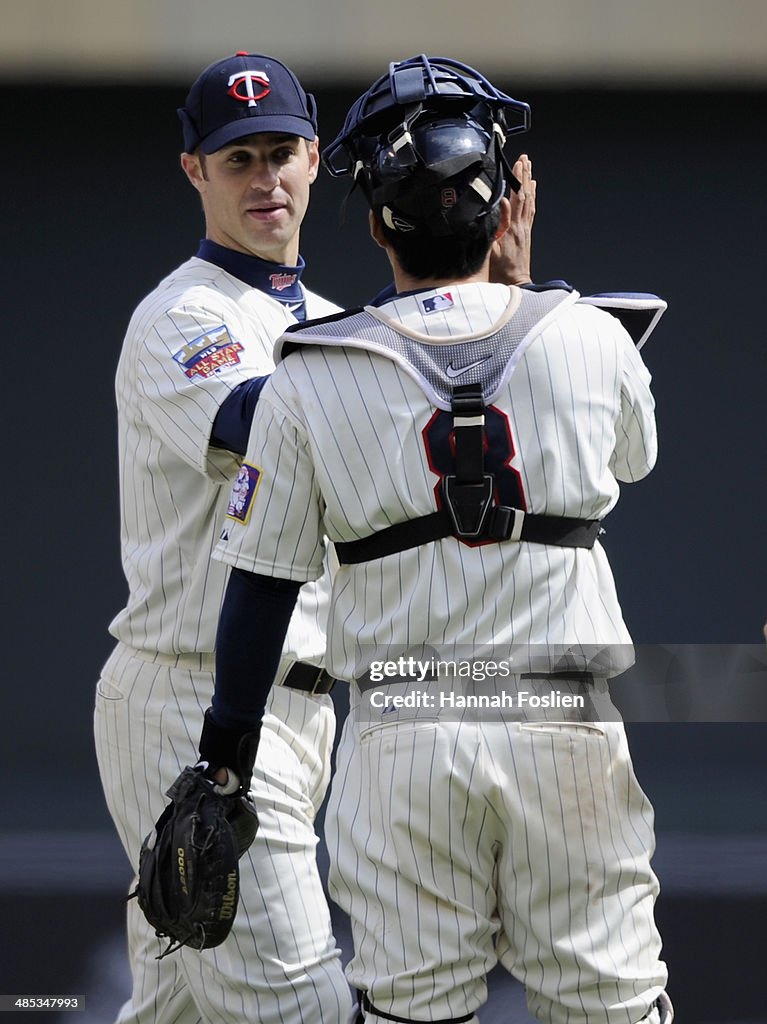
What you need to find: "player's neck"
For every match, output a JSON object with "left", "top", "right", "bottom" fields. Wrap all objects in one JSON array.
[{"left": 391, "top": 262, "right": 491, "bottom": 296}]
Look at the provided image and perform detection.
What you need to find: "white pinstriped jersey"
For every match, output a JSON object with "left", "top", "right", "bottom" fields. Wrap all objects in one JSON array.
[
  {"left": 108, "top": 255, "right": 339, "bottom": 657},
  {"left": 214, "top": 282, "right": 657, "bottom": 679}
]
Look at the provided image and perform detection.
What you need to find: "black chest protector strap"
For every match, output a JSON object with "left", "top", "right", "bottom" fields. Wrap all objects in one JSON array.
[{"left": 335, "top": 383, "right": 601, "bottom": 566}]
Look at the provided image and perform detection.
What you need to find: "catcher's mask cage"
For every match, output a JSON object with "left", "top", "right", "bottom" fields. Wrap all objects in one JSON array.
[{"left": 322, "top": 54, "right": 530, "bottom": 236}]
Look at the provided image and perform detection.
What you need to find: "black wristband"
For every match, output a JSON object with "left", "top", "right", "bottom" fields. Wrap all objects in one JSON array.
[{"left": 198, "top": 708, "right": 261, "bottom": 794}]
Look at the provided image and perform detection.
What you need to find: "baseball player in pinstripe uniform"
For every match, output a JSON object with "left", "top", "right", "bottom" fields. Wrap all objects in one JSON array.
[
  {"left": 199, "top": 55, "right": 674, "bottom": 1024},
  {"left": 93, "top": 53, "right": 355, "bottom": 1024}
]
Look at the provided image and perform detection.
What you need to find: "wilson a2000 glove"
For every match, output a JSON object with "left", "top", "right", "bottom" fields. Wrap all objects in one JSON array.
[{"left": 132, "top": 720, "right": 259, "bottom": 957}]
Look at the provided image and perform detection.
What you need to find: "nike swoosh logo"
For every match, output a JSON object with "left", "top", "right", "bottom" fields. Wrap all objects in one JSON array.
[{"left": 445, "top": 357, "right": 490, "bottom": 378}]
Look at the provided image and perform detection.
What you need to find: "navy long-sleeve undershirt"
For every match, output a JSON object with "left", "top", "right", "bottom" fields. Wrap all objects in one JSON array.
[
  {"left": 209, "top": 376, "right": 270, "bottom": 455},
  {"left": 212, "top": 568, "right": 301, "bottom": 731}
]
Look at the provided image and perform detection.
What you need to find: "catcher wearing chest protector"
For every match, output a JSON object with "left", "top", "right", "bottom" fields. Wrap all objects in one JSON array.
[{"left": 135, "top": 53, "right": 674, "bottom": 1024}]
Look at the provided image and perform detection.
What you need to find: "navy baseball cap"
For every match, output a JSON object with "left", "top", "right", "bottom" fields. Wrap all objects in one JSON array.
[{"left": 178, "top": 52, "right": 318, "bottom": 153}]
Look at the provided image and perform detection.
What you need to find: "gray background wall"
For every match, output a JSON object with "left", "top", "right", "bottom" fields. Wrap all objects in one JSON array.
[{"left": 1, "top": 3, "right": 766, "bottom": 1021}]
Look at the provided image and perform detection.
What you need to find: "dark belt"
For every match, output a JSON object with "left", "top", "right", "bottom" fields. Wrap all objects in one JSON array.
[
  {"left": 356, "top": 668, "right": 595, "bottom": 690},
  {"left": 283, "top": 661, "right": 335, "bottom": 694},
  {"left": 520, "top": 670, "right": 594, "bottom": 683}
]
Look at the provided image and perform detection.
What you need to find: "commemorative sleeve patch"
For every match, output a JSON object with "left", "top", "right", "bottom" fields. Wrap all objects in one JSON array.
[
  {"left": 173, "top": 325, "right": 244, "bottom": 379},
  {"left": 225, "top": 463, "right": 262, "bottom": 523}
]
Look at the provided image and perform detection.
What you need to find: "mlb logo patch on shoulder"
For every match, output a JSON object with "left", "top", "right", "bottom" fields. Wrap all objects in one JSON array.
[
  {"left": 173, "top": 325, "right": 244, "bottom": 379},
  {"left": 421, "top": 292, "right": 454, "bottom": 315},
  {"left": 225, "top": 463, "right": 262, "bottom": 524}
]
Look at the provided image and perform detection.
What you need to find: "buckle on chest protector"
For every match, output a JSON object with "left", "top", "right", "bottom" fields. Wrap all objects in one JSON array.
[
  {"left": 487, "top": 504, "right": 526, "bottom": 542},
  {"left": 443, "top": 383, "right": 496, "bottom": 539},
  {"left": 443, "top": 474, "right": 495, "bottom": 538}
]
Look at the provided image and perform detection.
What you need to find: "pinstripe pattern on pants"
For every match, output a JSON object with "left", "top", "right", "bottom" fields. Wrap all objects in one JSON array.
[
  {"left": 95, "top": 643, "right": 353, "bottom": 1024},
  {"left": 326, "top": 687, "right": 666, "bottom": 1024}
]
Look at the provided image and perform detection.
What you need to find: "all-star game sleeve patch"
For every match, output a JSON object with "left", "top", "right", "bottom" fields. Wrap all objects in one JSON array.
[
  {"left": 225, "top": 463, "right": 262, "bottom": 523},
  {"left": 173, "top": 325, "right": 244, "bottom": 379}
]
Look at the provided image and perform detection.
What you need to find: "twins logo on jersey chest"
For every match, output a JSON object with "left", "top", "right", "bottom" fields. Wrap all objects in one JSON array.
[{"left": 172, "top": 325, "right": 244, "bottom": 379}]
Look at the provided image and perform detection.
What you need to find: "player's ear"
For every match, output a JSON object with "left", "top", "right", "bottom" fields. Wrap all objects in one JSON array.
[
  {"left": 307, "top": 137, "right": 320, "bottom": 184},
  {"left": 495, "top": 196, "right": 512, "bottom": 240},
  {"left": 181, "top": 152, "right": 206, "bottom": 192}
]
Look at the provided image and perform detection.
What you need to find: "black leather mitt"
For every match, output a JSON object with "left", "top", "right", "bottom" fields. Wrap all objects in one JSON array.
[{"left": 132, "top": 765, "right": 258, "bottom": 958}]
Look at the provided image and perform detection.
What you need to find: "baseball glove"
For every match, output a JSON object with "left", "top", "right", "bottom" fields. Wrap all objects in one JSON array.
[{"left": 132, "top": 765, "right": 259, "bottom": 958}]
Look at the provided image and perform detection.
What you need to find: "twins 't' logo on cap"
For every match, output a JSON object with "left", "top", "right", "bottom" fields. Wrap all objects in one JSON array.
[{"left": 227, "top": 71, "right": 271, "bottom": 106}]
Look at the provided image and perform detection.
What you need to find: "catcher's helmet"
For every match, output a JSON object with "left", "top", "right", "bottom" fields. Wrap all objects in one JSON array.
[{"left": 322, "top": 54, "right": 530, "bottom": 236}]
